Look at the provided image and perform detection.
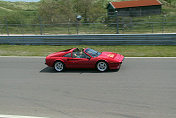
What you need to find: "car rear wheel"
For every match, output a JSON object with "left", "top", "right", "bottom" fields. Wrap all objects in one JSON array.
[
  {"left": 96, "top": 61, "right": 108, "bottom": 72},
  {"left": 54, "top": 61, "right": 65, "bottom": 72}
]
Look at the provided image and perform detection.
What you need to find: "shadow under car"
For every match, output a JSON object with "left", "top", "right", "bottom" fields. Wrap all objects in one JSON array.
[{"left": 40, "top": 67, "right": 119, "bottom": 73}]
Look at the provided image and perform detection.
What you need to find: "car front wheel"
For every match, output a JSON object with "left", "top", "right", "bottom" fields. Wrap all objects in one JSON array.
[
  {"left": 54, "top": 61, "right": 65, "bottom": 72},
  {"left": 96, "top": 61, "right": 108, "bottom": 72}
]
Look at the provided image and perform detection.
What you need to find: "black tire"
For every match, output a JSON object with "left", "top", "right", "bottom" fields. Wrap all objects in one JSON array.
[
  {"left": 96, "top": 61, "right": 108, "bottom": 72},
  {"left": 54, "top": 61, "right": 65, "bottom": 72}
]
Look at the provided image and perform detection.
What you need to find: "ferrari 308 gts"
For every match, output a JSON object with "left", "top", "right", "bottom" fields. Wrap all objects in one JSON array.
[{"left": 45, "top": 48, "right": 124, "bottom": 72}]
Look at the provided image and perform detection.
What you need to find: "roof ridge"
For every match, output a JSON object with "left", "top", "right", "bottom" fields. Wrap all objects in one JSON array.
[{"left": 110, "top": 0, "right": 162, "bottom": 9}]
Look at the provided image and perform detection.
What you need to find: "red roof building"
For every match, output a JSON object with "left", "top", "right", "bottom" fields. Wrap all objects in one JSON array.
[{"left": 107, "top": 0, "right": 162, "bottom": 17}]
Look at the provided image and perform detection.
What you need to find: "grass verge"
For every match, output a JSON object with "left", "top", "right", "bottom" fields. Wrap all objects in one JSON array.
[{"left": 0, "top": 45, "right": 175, "bottom": 57}]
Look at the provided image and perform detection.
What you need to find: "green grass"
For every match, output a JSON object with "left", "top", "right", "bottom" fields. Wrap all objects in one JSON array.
[{"left": 0, "top": 45, "right": 175, "bottom": 57}]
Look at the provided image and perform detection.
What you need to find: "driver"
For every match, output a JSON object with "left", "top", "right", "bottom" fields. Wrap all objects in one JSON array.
[
  {"left": 73, "top": 51, "right": 84, "bottom": 58},
  {"left": 73, "top": 48, "right": 86, "bottom": 58}
]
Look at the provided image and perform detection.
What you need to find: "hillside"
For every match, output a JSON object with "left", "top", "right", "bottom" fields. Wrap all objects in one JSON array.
[
  {"left": 0, "top": 0, "right": 38, "bottom": 17},
  {"left": 0, "top": 0, "right": 38, "bottom": 11},
  {"left": 0, "top": 0, "right": 39, "bottom": 24},
  {"left": 0, "top": 0, "right": 175, "bottom": 34},
  {"left": 0, "top": 0, "right": 175, "bottom": 18}
]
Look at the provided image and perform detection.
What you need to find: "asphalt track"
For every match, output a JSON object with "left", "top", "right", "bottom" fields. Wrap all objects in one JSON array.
[{"left": 0, "top": 57, "right": 176, "bottom": 118}]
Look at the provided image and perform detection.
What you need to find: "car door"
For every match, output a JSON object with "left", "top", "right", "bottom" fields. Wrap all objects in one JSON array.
[
  {"left": 68, "top": 52, "right": 92, "bottom": 68},
  {"left": 62, "top": 52, "right": 73, "bottom": 68}
]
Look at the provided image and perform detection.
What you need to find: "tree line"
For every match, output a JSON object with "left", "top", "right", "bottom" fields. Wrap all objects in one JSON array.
[
  {"left": 0, "top": 0, "right": 117, "bottom": 24},
  {"left": 38, "top": 0, "right": 111, "bottom": 23}
]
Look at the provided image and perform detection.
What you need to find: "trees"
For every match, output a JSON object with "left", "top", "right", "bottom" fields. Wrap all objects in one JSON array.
[
  {"left": 38, "top": 0, "right": 60, "bottom": 23},
  {"left": 38, "top": 0, "right": 108, "bottom": 23},
  {"left": 72, "top": 0, "right": 107, "bottom": 22}
]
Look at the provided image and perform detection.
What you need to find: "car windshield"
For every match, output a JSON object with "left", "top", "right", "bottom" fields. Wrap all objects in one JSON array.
[{"left": 85, "top": 48, "right": 101, "bottom": 57}]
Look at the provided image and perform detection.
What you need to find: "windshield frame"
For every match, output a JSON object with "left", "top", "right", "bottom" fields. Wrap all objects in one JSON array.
[{"left": 85, "top": 48, "right": 101, "bottom": 58}]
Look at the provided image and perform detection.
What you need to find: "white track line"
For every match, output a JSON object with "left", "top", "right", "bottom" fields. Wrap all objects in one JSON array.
[
  {"left": 0, "top": 114, "right": 49, "bottom": 118},
  {"left": 0, "top": 56, "right": 176, "bottom": 59},
  {"left": 125, "top": 57, "right": 176, "bottom": 59},
  {"left": 0, "top": 56, "right": 44, "bottom": 58}
]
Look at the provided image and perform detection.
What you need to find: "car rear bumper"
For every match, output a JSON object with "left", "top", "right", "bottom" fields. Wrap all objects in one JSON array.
[{"left": 45, "top": 56, "right": 53, "bottom": 67}]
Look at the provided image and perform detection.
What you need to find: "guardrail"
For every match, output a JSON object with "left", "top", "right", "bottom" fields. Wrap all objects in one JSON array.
[{"left": 0, "top": 34, "right": 176, "bottom": 45}]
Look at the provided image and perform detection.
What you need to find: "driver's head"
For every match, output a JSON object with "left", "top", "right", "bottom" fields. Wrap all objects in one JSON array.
[{"left": 79, "top": 51, "right": 83, "bottom": 54}]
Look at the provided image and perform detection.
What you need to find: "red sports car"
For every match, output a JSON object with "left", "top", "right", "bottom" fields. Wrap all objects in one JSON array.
[{"left": 45, "top": 48, "right": 124, "bottom": 72}]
